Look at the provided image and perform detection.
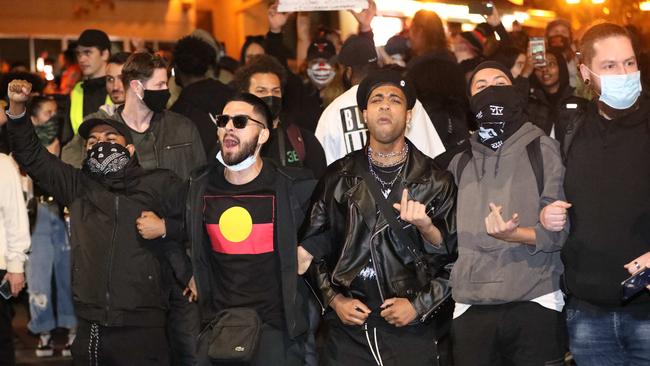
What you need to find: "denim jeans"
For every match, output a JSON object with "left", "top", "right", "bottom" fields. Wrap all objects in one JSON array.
[
  {"left": 26, "top": 203, "right": 76, "bottom": 334},
  {"left": 566, "top": 298, "right": 650, "bottom": 366}
]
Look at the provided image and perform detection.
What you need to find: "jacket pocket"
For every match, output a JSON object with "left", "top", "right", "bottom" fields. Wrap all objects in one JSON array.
[{"left": 391, "top": 275, "right": 419, "bottom": 299}]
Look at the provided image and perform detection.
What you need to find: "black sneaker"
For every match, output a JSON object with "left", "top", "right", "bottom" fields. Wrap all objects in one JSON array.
[{"left": 35, "top": 338, "right": 54, "bottom": 357}]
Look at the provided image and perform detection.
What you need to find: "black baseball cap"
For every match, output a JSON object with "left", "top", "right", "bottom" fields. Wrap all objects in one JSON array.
[
  {"left": 338, "top": 35, "right": 378, "bottom": 67},
  {"left": 77, "top": 29, "right": 111, "bottom": 51},
  {"left": 78, "top": 118, "right": 133, "bottom": 144},
  {"left": 307, "top": 38, "right": 336, "bottom": 61},
  {"left": 356, "top": 68, "right": 416, "bottom": 111}
]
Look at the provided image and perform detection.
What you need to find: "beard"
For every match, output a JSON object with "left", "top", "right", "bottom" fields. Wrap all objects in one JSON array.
[{"left": 220, "top": 133, "right": 259, "bottom": 165}]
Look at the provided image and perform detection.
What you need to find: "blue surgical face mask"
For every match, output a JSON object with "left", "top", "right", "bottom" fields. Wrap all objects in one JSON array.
[
  {"left": 587, "top": 68, "right": 642, "bottom": 110},
  {"left": 216, "top": 151, "right": 256, "bottom": 171},
  {"left": 215, "top": 144, "right": 261, "bottom": 172}
]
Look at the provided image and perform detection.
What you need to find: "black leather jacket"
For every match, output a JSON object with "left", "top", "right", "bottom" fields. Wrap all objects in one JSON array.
[{"left": 300, "top": 142, "right": 457, "bottom": 323}]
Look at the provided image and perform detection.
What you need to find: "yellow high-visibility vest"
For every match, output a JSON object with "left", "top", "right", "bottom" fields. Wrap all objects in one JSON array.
[{"left": 69, "top": 81, "right": 112, "bottom": 135}]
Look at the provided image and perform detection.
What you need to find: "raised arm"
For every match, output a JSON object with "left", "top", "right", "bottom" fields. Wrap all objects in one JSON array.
[{"left": 6, "top": 80, "right": 86, "bottom": 206}]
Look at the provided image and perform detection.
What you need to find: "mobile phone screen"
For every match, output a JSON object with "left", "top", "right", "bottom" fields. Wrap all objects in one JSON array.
[{"left": 529, "top": 37, "right": 546, "bottom": 67}]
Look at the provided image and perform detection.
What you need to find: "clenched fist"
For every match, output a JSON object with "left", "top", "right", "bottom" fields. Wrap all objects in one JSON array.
[
  {"left": 7, "top": 79, "right": 32, "bottom": 116},
  {"left": 136, "top": 211, "right": 166, "bottom": 239},
  {"left": 540, "top": 200, "right": 571, "bottom": 232}
]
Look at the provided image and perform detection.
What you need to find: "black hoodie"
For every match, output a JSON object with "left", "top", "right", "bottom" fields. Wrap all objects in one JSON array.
[{"left": 171, "top": 78, "right": 234, "bottom": 158}]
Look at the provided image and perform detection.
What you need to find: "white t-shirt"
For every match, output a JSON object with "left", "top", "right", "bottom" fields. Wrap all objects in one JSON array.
[
  {"left": 315, "top": 85, "right": 446, "bottom": 165},
  {"left": 453, "top": 290, "right": 565, "bottom": 319}
]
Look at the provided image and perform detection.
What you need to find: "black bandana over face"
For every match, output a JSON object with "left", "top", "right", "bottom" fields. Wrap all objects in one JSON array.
[
  {"left": 470, "top": 85, "right": 524, "bottom": 151},
  {"left": 84, "top": 142, "right": 131, "bottom": 176}
]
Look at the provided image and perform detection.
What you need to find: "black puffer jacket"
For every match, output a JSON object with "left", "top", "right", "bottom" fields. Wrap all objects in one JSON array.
[
  {"left": 8, "top": 114, "right": 186, "bottom": 327},
  {"left": 300, "top": 141, "right": 457, "bottom": 323}
]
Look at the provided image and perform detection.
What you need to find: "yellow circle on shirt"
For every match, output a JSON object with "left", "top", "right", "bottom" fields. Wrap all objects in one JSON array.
[{"left": 219, "top": 206, "right": 253, "bottom": 242}]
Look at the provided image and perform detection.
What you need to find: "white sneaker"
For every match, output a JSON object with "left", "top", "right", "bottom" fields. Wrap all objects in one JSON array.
[{"left": 35, "top": 337, "right": 54, "bottom": 357}]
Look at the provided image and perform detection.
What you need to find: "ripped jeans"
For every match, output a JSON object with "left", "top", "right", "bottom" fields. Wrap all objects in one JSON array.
[{"left": 26, "top": 203, "right": 76, "bottom": 334}]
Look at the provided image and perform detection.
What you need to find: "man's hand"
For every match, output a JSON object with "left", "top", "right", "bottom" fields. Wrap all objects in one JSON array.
[
  {"left": 393, "top": 189, "right": 442, "bottom": 245},
  {"left": 331, "top": 294, "right": 371, "bottom": 326},
  {"left": 522, "top": 53, "right": 535, "bottom": 78},
  {"left": 393, "top": 189, "right": 432, "bottom": 230},
  {"left": 297, "top": 245, "right": 313, "bottom": 275},
  {"left": 349, "top": 0, "right": 376, "bottom": 33},
  {"left": 3, "top": 272, "right": 25, "bottom": 297},
  {"left": 183, "top": 276, "right": 198, "bottom": 302},
  {"left": 136, "top": 211, "right": 166, "bottom": 239},
  {"left": 268, "top": 1, "right": 292, "bottom": 33},
  {"left": 540, "top": 200, "right": 571, "bottom": 232},
  {"left": 7, "top": 80, "right": 32, "bottom": 116},
  {"left": 624, "top": 252, "right": 650, "bottom": 290},
  {"left": 380, "top": 298, "right": 417, "bottom": 327},
  {"left": 485, "top": 203, "right": 519, "bottom": 241},
  {"left": 485, "top": 5, "right": 501, "bottom": 27}
]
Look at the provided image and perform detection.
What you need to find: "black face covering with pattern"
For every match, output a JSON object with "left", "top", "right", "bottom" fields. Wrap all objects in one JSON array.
[{"left": 470, "top": 85, "right": 524, "bottom": 151}]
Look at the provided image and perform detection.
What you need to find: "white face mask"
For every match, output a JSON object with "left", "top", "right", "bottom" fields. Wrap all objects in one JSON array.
[
  {"left": 307, "top": 59, "right": 335, "bottom": 88},
  {"left": 587, "top": 68, "right": 642, "bottom": 110},
  {"left": 215, "top": 145, "right": 260, "bottom": 172}
]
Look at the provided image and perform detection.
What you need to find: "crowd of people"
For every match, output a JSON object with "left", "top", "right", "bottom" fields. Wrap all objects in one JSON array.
[{"left": 0, "top": 1, "right": 649, "bottom": 365}]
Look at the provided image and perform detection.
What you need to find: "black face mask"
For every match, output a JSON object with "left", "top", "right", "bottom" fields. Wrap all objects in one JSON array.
[
  {"left": 83, "top": 142, "right": 131, "bottom": 176},
  {"left": 548, "top": 35, "right": 570, "bottom": 52},
  {"left": 260, "top": 96, "right": 282, "bottom": 121},
  {"left": 140, "top": 88, "right": 171, "bottom": 113},
  {"left": 470, "top": 85, "right": 524, "bottom": 151}
]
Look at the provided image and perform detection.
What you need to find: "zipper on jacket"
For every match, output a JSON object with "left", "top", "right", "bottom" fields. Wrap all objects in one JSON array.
[
  {"left": 303, "top": 278, "right": 326, "bottom": 315},
  {"left": 330, "top": 202, "right": 358, "bottom": 284},
  {"left": 104, "top": 196, "right": 119, "bottom": 326},
  {"left": 165, "top": 142, "right": 193, "bottom": 150},
  {"left": 151, "top": 132, "right": 160, "bottom": 168}
]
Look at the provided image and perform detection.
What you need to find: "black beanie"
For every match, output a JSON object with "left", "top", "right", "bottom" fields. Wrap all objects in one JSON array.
[{"left": 467, "top": 60, "right": 515, "bottom": 94}]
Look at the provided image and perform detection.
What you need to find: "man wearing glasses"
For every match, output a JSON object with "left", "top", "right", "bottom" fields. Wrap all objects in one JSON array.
[{"left": 188, "top": 93, "right": 317, "bottom": 366}]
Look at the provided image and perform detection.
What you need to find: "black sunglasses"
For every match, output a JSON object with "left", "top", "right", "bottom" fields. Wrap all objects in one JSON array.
[{"left": 214, "top": 114, "right": 266, "bottom": 129}]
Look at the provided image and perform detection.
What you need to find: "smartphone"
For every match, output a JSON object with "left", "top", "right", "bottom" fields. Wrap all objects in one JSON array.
[
  {"left": 621, "top": 266, "right": 650, "bottom": 301},
  {"left": 468, "top": 1, "right": 494, "bottom": 16},
  {"left": 0, "top": 279, "right": 11, "bottom": 300},
  {"left": 529, "top": 37, "right": 546, "bottom": 67}
]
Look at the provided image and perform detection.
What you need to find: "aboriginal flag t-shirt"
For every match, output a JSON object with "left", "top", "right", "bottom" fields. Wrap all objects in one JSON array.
[{"left": 203, "top": 164, "right": 284, "bottom": 328}]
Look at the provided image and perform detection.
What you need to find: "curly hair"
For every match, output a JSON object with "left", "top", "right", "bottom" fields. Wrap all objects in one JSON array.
[
  {"left": 172, "top": 36, "right": 217, "bottom": 77},
  {"left": 233, "top": 54, "right": 288, "bottom": 93}
]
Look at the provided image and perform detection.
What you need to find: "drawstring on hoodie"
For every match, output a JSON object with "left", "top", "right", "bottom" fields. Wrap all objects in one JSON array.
[
  {"left": 470, "top": 144, "right": 504, "bottom": 181},
  {"left": 494, "top": 148, "right": 503, "bottom": 177},
  {"left": 364, "top": 323, "right": 384, "bottom": 366}
]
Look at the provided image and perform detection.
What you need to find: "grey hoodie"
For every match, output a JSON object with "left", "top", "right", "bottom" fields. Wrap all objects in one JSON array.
[{"left": 448, "top": 122, "right": 568, "bottom": 304}]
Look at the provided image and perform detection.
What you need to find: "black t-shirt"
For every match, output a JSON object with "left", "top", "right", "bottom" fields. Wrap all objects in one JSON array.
[{"left": 202, "top": 164, "right": 284, "bottom": 327}]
